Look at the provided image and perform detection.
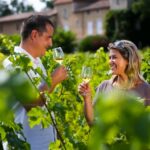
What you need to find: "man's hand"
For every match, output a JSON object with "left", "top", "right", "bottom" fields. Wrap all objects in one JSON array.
[{"left": 49, "top": 66, "right": 68, "bottom": 92}]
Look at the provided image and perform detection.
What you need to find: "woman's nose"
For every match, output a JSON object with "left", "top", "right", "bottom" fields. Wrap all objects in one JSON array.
[
  {"left": 109, "top": 58, "right": 114, "bottom": 65},
  {"left": 109, "top": 58, "right": 112, "bottom": 64}
]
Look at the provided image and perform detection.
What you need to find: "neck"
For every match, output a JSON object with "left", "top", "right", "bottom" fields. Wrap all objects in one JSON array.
[
  {"left": 114, "top": 74, "right": 129, "bottom": 89},
  {"left": 117, "top": 74, "right": 128, "bottom": 84},
  {"left": 20, "top": 40, "right": 37, "bottom": 58}
]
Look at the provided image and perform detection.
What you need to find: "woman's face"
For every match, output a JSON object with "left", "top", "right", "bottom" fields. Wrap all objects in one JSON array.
[{"left": 109, "top": 49, "right": 128, "bottom": 76}]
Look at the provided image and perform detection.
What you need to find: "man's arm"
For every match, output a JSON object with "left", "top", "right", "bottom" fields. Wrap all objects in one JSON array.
[
  {"left": 24, "top": 66, "right": 68, "bottom": 111},
  {"left": 39, "top": 66, "right": 68, "bottom": 93}
]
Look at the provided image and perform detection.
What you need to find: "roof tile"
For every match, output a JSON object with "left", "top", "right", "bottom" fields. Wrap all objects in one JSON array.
[
  {"left": 0, "top": 9, "right": 57, "bottom": 23},
  {"left": 54, "top": 0, "right": 72, "bottom": 5}
]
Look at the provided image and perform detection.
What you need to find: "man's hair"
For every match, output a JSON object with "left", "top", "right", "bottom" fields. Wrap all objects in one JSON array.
[
  {"left": 108, "top": 40, "right": 144, "bottom": 88},
  {"left": 20, "top": 15, "right": 54, "bottom": 41}
]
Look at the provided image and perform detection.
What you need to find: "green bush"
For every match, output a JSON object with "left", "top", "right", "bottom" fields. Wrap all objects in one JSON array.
[
  {"left": 89, "top": 91, "right": 150, "bottom": 150},
  {"left": 1, "top": 34, "right": 150, "bottom": 149},
  {"left": 141, "top": 47, "right": 150, "bottom": 83},
  {"left": 0, "top": 53, "right": 5, "bottom": 68},
  {"left": 78, "top": 35, "right": 110, "bottom": 52},
  {"left": 52, "top": 28, "right": 77, "bottom": 53},
  {"left": 0, "top": 34, "right": 20, "bottom": 55},
  {"left": 105, "top": 10, "right": 139, "bottom": 44}
]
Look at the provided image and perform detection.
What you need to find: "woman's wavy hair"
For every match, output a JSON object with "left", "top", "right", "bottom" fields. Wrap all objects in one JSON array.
[{"left": 108, "top": 40, "right": 144, "bottom": 88}]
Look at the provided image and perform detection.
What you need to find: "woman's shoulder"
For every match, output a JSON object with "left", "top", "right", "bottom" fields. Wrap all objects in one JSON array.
[
  {"left": 96, "top": 79, "right": 112, "bottom": 91},
  {"left": 97, "top": 79, "right": 110, "bottom": 86},
  {"left": 93, "top": 79, "right": 112, "bottom": 105},
  {"left": 139, "top": 81, "right": 150, "bottom": 89}
]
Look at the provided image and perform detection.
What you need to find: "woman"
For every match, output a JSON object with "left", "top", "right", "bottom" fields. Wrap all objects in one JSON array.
[{"left": 78, "top": 40, "right": 150, "bottom": 126}]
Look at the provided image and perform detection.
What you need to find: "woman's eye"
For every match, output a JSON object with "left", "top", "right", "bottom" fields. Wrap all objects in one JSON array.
[{"left": 109, "top": 56, "right": 117, "bottom": 59}]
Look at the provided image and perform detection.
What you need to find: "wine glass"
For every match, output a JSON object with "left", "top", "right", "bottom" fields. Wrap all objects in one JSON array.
[
  {"left": 81, "top": 66, "right": 92, "bottom": 83},
  {"left": 53, "top": 47, "right": 64, "bottom": 64}
]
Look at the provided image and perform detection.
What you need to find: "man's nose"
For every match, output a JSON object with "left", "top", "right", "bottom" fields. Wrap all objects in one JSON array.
[{"left": 49, "top": 39, "right": 53, "bottom": 47}]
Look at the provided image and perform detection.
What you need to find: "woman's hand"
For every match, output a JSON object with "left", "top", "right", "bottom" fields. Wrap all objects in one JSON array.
[{"left": 78, "top": 82, "right": 92, "bottom": 98}]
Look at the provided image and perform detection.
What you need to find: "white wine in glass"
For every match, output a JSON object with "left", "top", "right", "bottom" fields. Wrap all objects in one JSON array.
[
  {"left": 81, "top": 66, "right": 92, "bottom": 83},
  {"left": 53, "top": 47, "right": 64, "bottom": 64}
]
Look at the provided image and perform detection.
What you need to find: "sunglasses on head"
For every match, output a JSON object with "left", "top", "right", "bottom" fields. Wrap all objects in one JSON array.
[
  {"left": 108, "top": 41, "right": 128, "bottom": 51},
  {"left": 108, "top": 41, "right": 130, "bottom": 59}
]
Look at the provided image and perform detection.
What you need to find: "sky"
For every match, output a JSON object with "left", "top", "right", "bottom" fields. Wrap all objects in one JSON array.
[{"left": 3, "top": 0, "right": 46, "bottom": 11}]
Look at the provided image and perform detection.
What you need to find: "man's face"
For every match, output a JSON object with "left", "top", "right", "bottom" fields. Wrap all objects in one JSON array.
[{"left": 33, "top": 24, "right": 54, "bottom": 57}]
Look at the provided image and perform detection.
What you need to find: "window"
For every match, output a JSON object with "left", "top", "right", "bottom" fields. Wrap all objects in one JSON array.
[
  {"left": 0, "top": 25, "right": 3, "bottom": 33},
  {"left": 76, "top": 20, "right": 80, "bottom": 28},
  {"left": 86, "top": 11, "right": 90, "bottom": 15},
  {"left": 64, "top": 24, "right": 69, "bottom": 31},
  {"left": 16, "top": 23, "right": 20, "bottom": 31},
  {"left": 87, "top": 21, "right": 93, "bottom": 35},
  {"left": 116, "top": 0, "right": 120, "bottom": 5},
  {"left": 63, "top": 8, "right": 68, "bottom": 19},
  {"left": 96, "top": 19, "right": 103, "bottom": 34}
]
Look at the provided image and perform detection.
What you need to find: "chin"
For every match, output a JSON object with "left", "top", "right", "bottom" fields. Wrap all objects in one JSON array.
[
  {"left": 111, "top": 70, "right": 117, "bottom": 75},
  {"left": 41, "top": 51, "right": 46, "bottom": 56}
]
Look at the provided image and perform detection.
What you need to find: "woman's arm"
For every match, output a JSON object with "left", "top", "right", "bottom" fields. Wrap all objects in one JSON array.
[{"left": 78, "top": 82, "right": 94, "bottom": 126}]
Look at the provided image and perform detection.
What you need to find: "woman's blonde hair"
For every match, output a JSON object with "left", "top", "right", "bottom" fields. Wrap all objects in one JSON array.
[{"left": 108, "top": 40, "right": 144, "bottom": 88}]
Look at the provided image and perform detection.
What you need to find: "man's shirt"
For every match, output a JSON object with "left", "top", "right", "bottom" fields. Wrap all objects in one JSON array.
[{"left": 3, "top": 46, "right": 56, "bottom": 150}]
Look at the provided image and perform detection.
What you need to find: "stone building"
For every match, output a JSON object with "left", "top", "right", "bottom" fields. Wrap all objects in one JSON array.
[{"left": 0, "top": 0, "right": 131, "bottom": 39}]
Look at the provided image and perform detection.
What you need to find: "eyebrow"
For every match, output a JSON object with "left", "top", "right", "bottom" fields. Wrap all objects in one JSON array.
[{"left": 109, "top": 53, "right": 117, "bottom": 57}]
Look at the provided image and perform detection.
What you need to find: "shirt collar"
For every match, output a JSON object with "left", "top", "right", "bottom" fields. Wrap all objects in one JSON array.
[{"left": 14, "top": 46, "right": 35, "bottom": 62}]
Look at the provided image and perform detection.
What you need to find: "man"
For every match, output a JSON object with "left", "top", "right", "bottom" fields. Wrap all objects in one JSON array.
[{"left": 3, "top": 15, "right": 67, "bottom": 150}]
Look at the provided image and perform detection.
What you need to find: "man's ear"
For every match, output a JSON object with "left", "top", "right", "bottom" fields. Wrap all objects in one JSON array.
[{"left": 30, "top": 30, "right": 38, "bottom": 40}]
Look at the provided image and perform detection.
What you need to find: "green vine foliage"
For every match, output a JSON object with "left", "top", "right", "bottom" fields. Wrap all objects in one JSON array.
[
  {"left": 89, "top": 91, "right": 150, "bottom": 150},
  {"left": 0, "top": 34, "right": 150, "bottom": 149},
  {"left": 141, "top": 48, "right": 150, "bottom": 83},
  {"left": 0, "top": 70, "right": 33, "bottom": 150},
  {"left": 0, "top": 34, "right": 20, "bottom": 55}
]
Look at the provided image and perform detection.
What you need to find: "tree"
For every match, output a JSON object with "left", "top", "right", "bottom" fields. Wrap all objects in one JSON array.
[
  {"left": 40, "top": 0, "right": 54, "bottom": 9},
  {"left": 0, "top": 0, "right": 12, "bottom": 17},
  {"left": 105, "top": 0, "right": 150, "bottom": 48},
  {"left": 0, "top": 0, "right": 34, "bottom": 17},
  {"left": 131, "top": 0, "right": 150, "bottom": 47},
  {"left": 10, "top": 0, "right": 34, "bottom": 13},
  {"left": 132, "top": 0, "right": 150, "bottom": 19}
]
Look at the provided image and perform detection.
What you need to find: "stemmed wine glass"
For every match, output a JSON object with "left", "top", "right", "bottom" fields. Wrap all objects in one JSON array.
[
  {"left": 53, "top": 47, "right": 64, "bottom": 64},
  {"left": 81, "top": 66, "right": 92, "bottom": 83}
]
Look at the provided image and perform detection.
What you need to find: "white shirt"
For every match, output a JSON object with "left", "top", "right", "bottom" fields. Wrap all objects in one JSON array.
[{"left": 3, "top": 46, "right": 56, "bottom": 150}]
